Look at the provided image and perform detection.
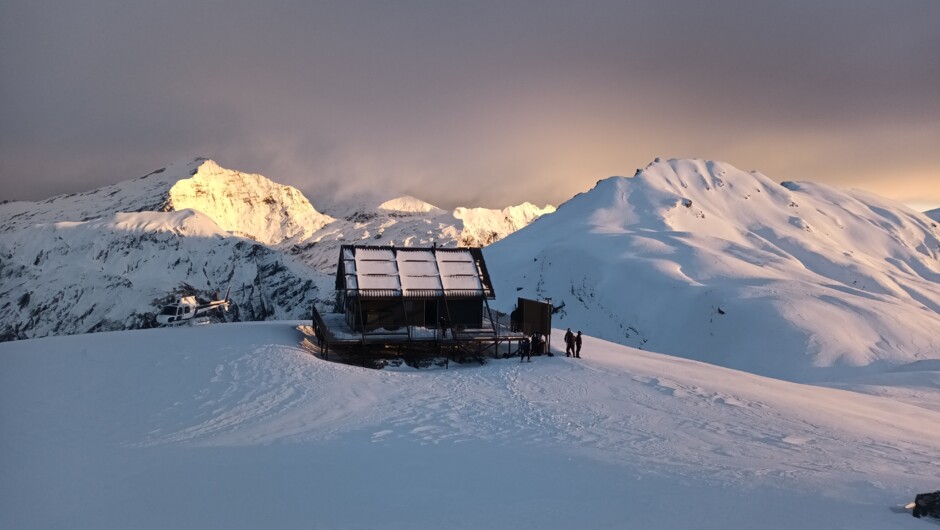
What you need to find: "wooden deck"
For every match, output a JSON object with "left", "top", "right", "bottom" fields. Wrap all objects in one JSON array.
[{"left": 308, "top": 309, "right": 529, "bottom": 364}]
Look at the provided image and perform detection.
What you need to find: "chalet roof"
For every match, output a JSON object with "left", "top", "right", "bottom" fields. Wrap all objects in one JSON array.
[{"left": 335, "top": 245, "right": 495, "bottom": 299}]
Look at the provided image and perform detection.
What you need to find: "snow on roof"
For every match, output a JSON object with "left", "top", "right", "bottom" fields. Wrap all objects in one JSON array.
[
  {"left": 397, "top": 249, "right": 444, "bottom": 294},
  {"left": 338, "top": 245, "right": 492, "bottom": 298},
  {"left": 437, "top": 251, "right": 484, "bottom": 292},
  {"left": 354, "top": 248, "right": 402, "bottom": 292}
]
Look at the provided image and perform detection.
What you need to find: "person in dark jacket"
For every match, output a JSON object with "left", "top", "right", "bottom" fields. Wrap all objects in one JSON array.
[
  {"left": 439, "top": 315, "right": 451, "bottom": 339},
  {"left": 519, "top": 337, "right": 531, "bottom": 363},
  {"left": 532, "top": 333, "right": 543, "bottom": 356},
  {"left": 575, "top": 331, "right": 582, "bottom": 358},
  {"left": 564, "top": 328, "right": 575, "bottom": 357}
]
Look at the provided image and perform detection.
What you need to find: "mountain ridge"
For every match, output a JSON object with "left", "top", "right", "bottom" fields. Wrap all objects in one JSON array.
[
  {"left": 0, "top": 158, "right": 553, "bottom": 340},
  {"left": 485, "top": 158, "right": 940, "bottom": 381},
  {"left": 0, "top": 158, "right": 336, "bottom": 246}
]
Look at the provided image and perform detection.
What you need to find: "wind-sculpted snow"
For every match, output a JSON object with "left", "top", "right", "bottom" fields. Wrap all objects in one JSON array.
[
  {"left": 486, "top": 158, "right": 940, "bottom": 381},
  {"left": 0, "top": 211, "right": 331, "bottom": 341},
  {"left": 1, "top": 323, "right": 937, "bottom": 529}
]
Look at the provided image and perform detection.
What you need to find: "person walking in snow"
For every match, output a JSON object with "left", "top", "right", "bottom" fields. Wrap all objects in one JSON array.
[
  {"left": 519, "top": 336, "right": 531, "bottom": 363},
  {"left": 575, "top": 331, "right": 582, "bottom": 358},
  {"left": 564, "top": 328, "right": 575, "bottom": 357}
]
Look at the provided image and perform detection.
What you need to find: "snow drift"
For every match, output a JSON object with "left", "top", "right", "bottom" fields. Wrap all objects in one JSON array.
[{"left": 486, "top": 158, "right": 940, "bottom": 381}]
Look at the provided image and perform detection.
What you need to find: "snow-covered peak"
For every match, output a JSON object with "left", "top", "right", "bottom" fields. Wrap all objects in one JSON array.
[
  {"left": 453, "top": 202, "right": 556, "bottom": 246},
  {"left": 290, "top": 198, "right": 556, "bottom": 271},
  {"left": 0, "top": 205, "right": 328, "bottom": 340},
  {"left": 0, "top": 158, "right": 554, "bottom": 340},
  {"left": 486, "top": 157, "right": 940, "bottom": 381},
  {"left": 377, "top": 195, "right": 444, "bottom": 214},
  {"left": 166, "top": 159, "right": 335, "bottom": 245},
  {"left": 0, "top": 158, "right": 335, "bottom": 246}
]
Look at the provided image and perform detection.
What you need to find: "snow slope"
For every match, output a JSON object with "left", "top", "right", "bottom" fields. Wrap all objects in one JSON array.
[
  {"left": 486, "top": 158, "right": 940, "bottom": 381},
  {"left": 1, "top": 323, "right": 937, "bottom": 529}
]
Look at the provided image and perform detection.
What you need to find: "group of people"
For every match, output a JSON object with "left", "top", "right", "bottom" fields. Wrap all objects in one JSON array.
[
  {"left": 517, "top": 328, "right": 583, "bottom": 362},
  {"left": 518, "top": 333, "right": 545, "bottom": 362}
]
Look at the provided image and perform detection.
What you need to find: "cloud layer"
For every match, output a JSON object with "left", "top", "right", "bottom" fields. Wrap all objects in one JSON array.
[{"left": 1, "top": 1, "right": 938, "bottom": 210}]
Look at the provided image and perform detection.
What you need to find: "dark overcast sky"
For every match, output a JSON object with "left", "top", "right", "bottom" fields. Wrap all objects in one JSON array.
[{"left": 1, "top": 0, "right": 938, "bottom": 210}]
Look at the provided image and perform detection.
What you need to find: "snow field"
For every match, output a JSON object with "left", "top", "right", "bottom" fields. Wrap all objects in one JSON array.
[{"left": 2, "top": 322, "right": 938, "bottom": 529}]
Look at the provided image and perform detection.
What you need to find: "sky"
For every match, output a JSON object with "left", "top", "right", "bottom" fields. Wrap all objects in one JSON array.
[{"left": 1, "top": 1, "right": 938, "bottom": 211}]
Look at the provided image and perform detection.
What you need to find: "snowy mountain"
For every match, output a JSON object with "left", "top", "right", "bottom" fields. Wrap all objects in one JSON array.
[
  {"left": 377, "top": 195, "right": 445, "bottom": 214},
  {"left": 0, "top": 158, "right": 335, "bottom": 245},
  {"left": 0, "top": 158, "right": 336, "bottom": 340},
  {"left": 2, "top": 322, "right": 937, "bottom": 529},
  {"left": 0, "top": 209, "right": 327, "bottom": 341},
  {"left": 289, "top": 196, "right": 555, "bottom": 273},
  {"left": 4, "top": 157, "right": 940, "bottom": 528},
  {"left": 0, "top": 159, "right": 552, "bottom": 341},
  {"left": 486, "top": 158, "right": 940, "bottom": 381}
]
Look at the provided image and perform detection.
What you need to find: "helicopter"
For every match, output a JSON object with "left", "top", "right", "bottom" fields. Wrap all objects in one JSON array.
[{"left": 155, "top": 285, "right": 231, "bottom": 326}]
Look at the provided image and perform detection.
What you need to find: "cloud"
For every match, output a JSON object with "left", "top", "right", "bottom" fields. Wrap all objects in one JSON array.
[{"left": 1, "top": 1, "right": 938, "bottom": 211}]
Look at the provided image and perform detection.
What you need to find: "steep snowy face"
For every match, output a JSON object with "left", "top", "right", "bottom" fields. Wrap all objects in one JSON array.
[
  {"left": 486, "top": 158, "right": 940, "bottom": 381},
  {"left": 0, "top": 158, "right": 335, "bottom": 245},
  {"left": 0, "top": 211, "right": 331, "bottom": 341},
  {"left": 166, "top": 160, "right": 334, "bottom": 245}
]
